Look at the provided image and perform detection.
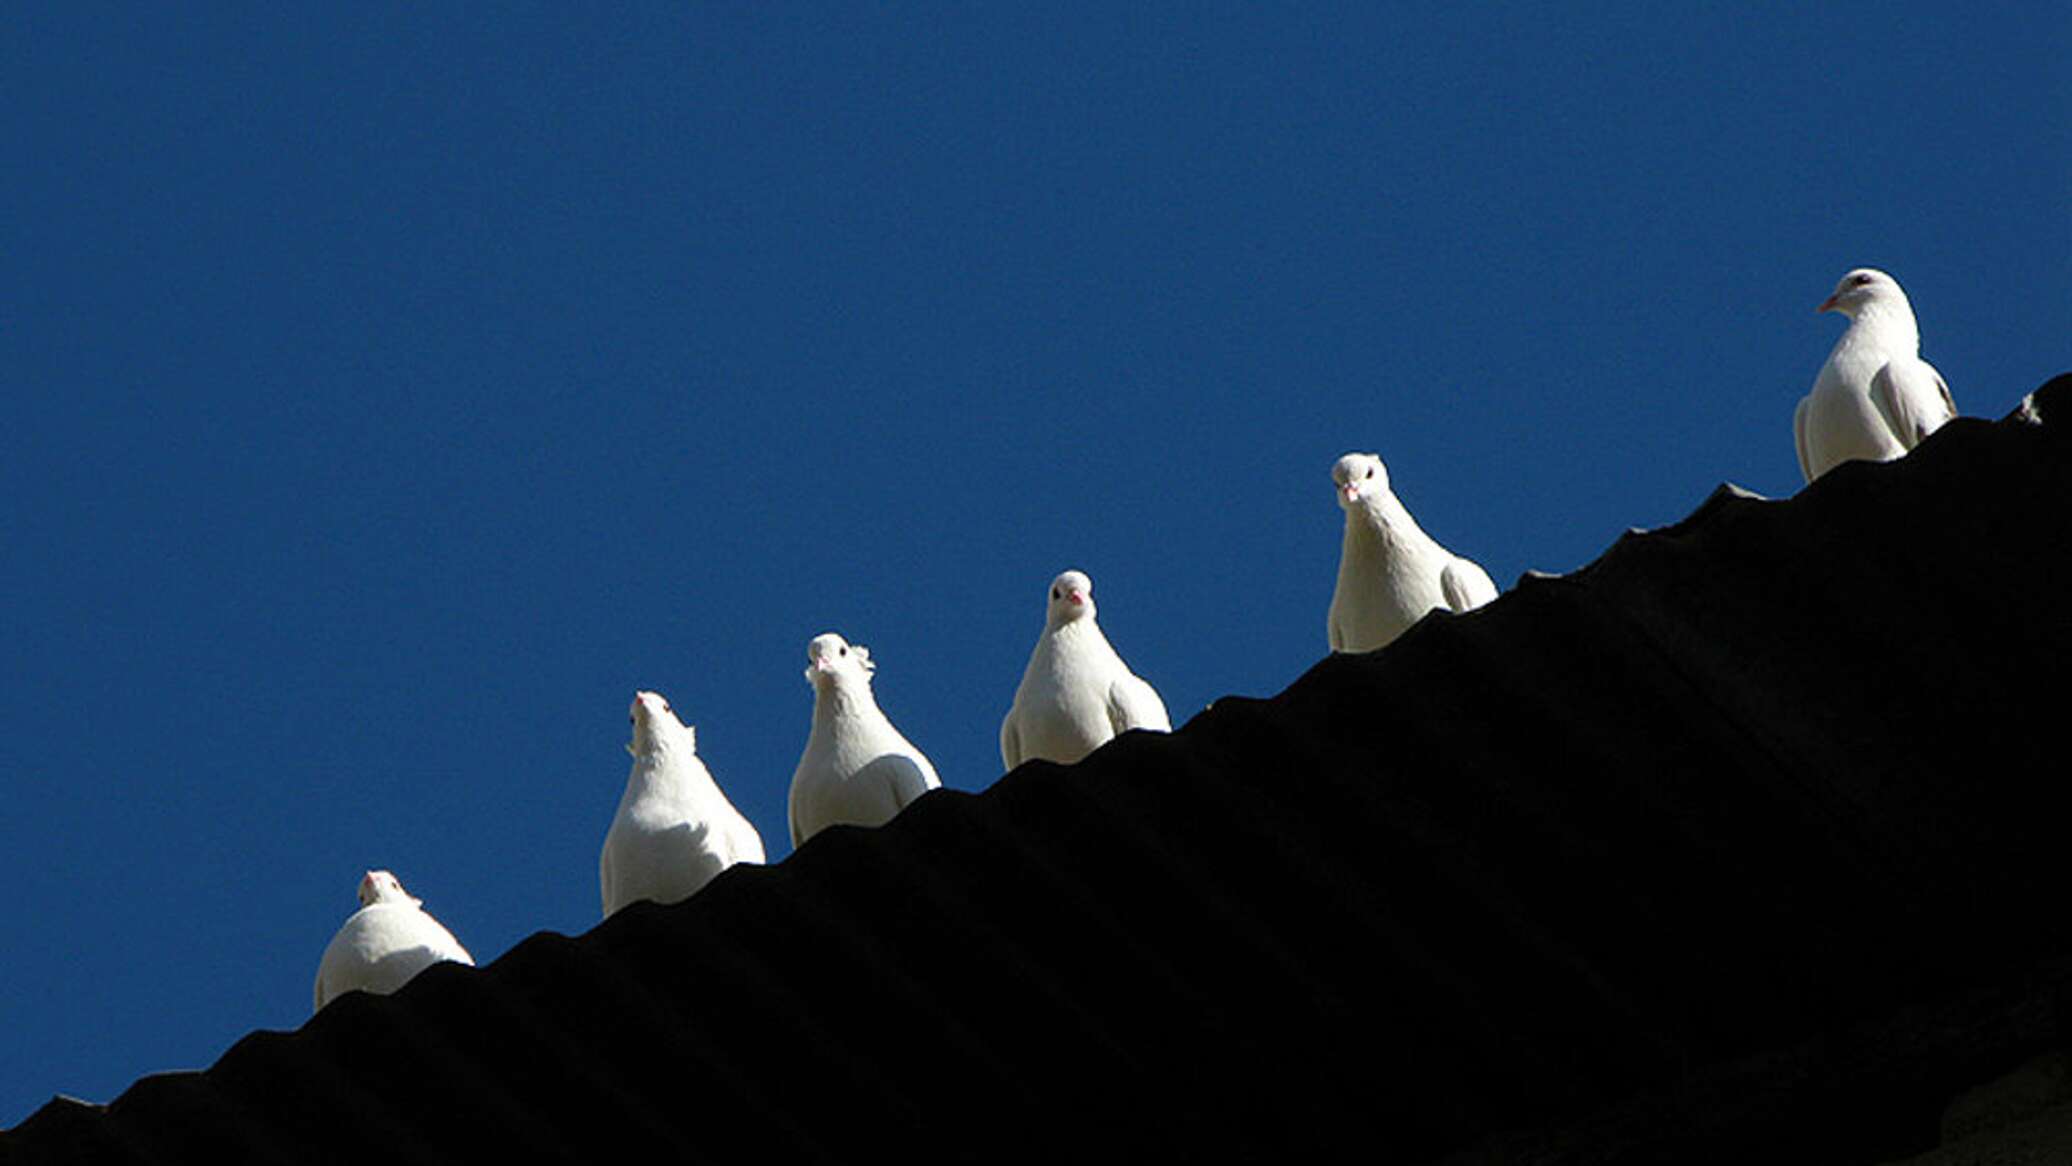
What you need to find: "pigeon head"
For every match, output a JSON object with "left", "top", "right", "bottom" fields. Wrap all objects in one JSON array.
[
  {"left": 805, "top": 633, "right": 874, "bottom": 688},
  {"left": 357, "top": 870, "right": 419, "bottom": 908},
  {"left": 1332, "top": 452, "right": 1389, "bottom": 509},
  {"left": 628, "top": 690, "right": 693, "bottom": 757},
  {"left": 1817, "top": 268, "right": 1911, "bottom": 320},
  {"left": 1046, "top": 570, "right": 1096, "bottom": 625}
]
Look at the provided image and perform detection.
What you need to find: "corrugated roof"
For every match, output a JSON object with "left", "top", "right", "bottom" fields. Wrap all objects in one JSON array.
[{"left": 7, "top": 378, "right": 2071, "bottom": 1165}]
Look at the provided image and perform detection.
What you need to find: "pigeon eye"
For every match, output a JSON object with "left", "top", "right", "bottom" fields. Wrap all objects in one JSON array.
[
  {"left": 1051, "top": 588, "right": 1060, "bottom": 599},
  {"left": 838, "top": 646, "right": 847, "bottom": 656},
  {"left": 1852, "top": 274, "right": 1872, "bottom": 286},
  {"left": 1364, "top": 467, "right": 1375, "bottom": 479}
]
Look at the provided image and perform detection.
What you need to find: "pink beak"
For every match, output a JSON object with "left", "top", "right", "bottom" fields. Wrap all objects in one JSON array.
[
  {"left": 1068, "top": 592, "right": 1085, "bottom": 606},
  {"left": 1816, "top": 295, "right": 1839, "bottom": 314},
  {"left": 1342, "top": 483, "right": 1361, "bottom": 502}
]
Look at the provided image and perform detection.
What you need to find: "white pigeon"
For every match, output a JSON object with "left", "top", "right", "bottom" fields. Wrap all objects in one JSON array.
[
  {"left": 1794, "top": 267, "right": 1957, "bottom": 483},
  {"left": 1000, "top": 569, "right": 1171, "bottom": 770},
  {"left": 788, "top": 632, "right": 941, "bottom": 848},
  {"left": 599, "top": 690, "right": 765, "bottom": 919},
  {"left": 1327, "top": 451, "right": 1497, "bottom": 654},
  {"left": 313, "top": 870, "right": 474, "bottom": 1013}
]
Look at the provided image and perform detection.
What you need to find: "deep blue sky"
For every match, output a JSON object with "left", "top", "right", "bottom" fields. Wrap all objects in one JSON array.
[{"left": 3, "top": 7, "right": 2065, "bottom": 1125}]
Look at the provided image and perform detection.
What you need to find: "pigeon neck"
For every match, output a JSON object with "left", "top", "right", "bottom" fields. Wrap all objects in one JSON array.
[
  {"left": 815, "top": 679, "right": 878, "bottom": 723},
  {"left": 630, "top": 733, "right": 688, "bottom": 776},
  {"left": 1047, "top": 611, "right": 1096, "bottom": 635},
  {"left": 633, "top": 719, "right": 685, "bottom": 755},
  {"left": 1348, "top": 491, "right": 1420, "bottom": 548},
  {"left": 629, "top": 738, "right": 718, "bottom": 803},
  {"left": 1848, "top": 301, "right": 1920, "bottom": 352}
]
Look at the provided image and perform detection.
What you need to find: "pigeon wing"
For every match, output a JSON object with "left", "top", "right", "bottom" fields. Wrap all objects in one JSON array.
[
  {"left": 1000, "top": 708, "right": 1024, "bottom": 771},
  {"left": 1107, "top": 672, "right": 1171, "bottom": 735},
  {"left": 1439, "top": 558, "right": 1498, "bottom": 613},
  {"left": 1792, "top": 395, "right": 1814, "bottom": 483},
  {"left": 726, "top": 814, "right": 766, "bottom": 865},
  {"left": 1870, "top": 359, "right": 1957, "bottom": 449},
  {"left": 866, "top": 750, "right": 936, "bottom": 811},
  {"left": 404, "top": 909, "right": 474, "bottom": 966}
]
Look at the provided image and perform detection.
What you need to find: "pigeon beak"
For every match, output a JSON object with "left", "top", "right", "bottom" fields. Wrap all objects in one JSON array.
[
  {"left": 1816, "top": 295, "right": 1839, "bottom": 314},
  {"left": 1341, "top": 483, "right": 1361, "bottom": 503},
  {"left": 1068, "top": 592, "right": 1085, "bottom": 606}
]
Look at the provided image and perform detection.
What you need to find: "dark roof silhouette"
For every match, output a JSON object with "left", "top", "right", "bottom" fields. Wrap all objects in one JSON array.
[{"left": 7, "top": 377, "right": 2071, "bottom": 1165}]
